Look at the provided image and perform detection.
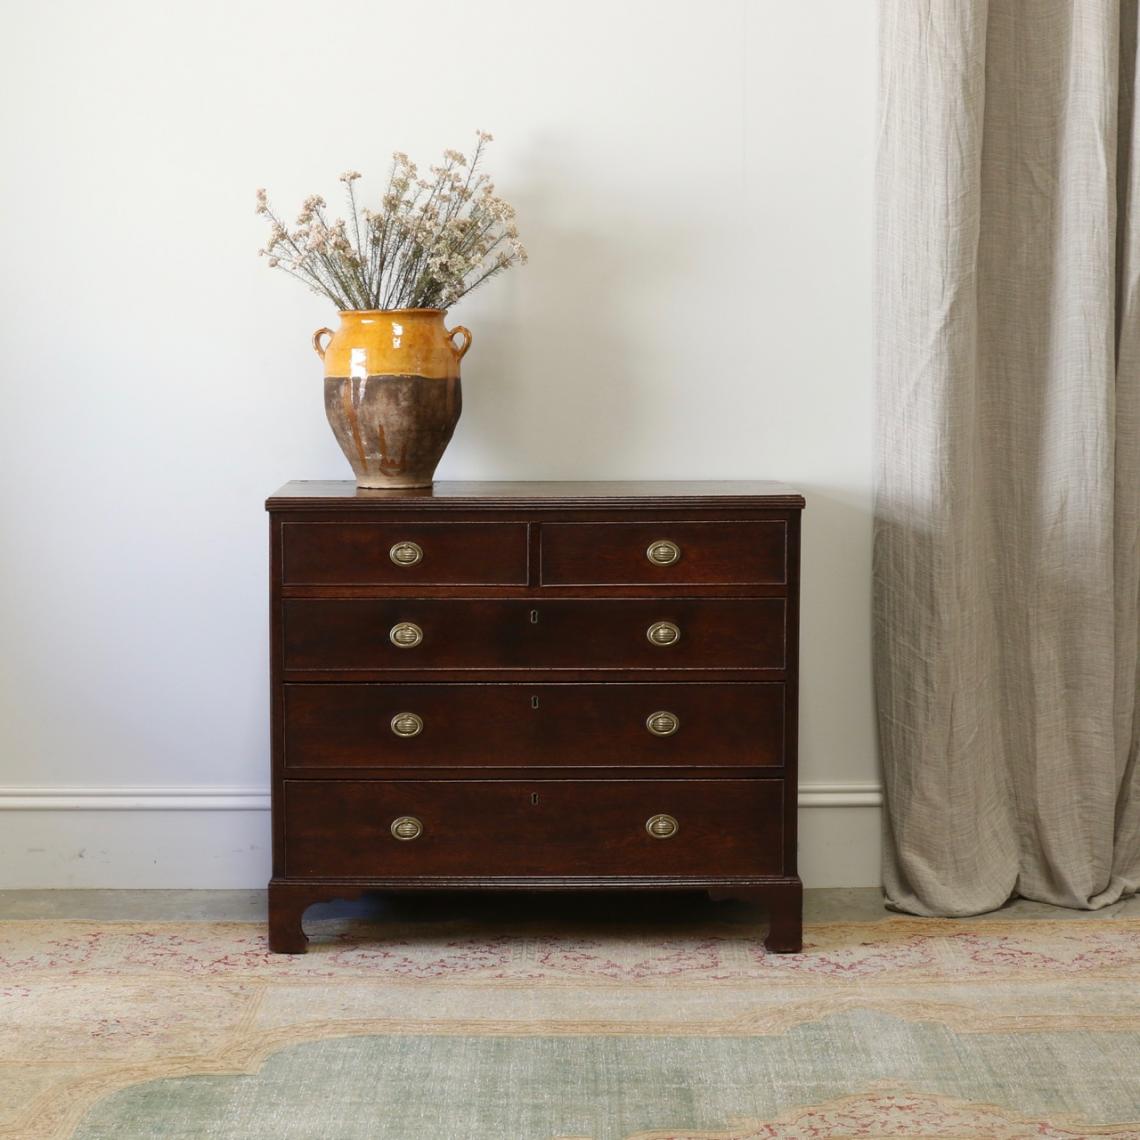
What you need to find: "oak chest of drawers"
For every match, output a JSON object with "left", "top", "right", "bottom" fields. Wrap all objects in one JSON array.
[{"left": 266, "top": 480, "right": 805, "bottom": 953}]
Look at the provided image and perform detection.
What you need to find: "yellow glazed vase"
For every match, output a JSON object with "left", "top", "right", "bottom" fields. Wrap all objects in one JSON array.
[{"left": 312, "top": 308, "right": 470, "bottom": 489}]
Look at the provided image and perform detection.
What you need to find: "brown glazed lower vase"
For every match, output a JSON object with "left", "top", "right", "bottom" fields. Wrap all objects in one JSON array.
[{"left": 323, "top": 374, "right": 462, "bottom": 489}]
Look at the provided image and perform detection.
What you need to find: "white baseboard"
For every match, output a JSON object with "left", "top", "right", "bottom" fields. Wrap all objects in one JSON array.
[
  {"left": 0, "top": 783, "right": 882, "bottom": 890},
  {"left": 0, "top": 787, "right": 273, "bottom": 811},
  {"left": 0, "top": 783, "right": 883, "bottom": 812},
  {"left": 796, "top": 783, "right": 882, "bottom": 809}
]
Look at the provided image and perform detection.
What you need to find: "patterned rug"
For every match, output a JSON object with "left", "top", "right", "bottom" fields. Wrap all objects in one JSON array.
[{"left": 2, "top": 912, "right": 1139, "bottom": 1139}]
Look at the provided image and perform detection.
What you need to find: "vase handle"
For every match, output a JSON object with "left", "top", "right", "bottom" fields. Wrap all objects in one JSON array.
[
  {"left": 312, "top": 327, "right": 334, "bottom": 360},
  {"left": 446, "top": 325, "right": 472, "bottom": 360}
]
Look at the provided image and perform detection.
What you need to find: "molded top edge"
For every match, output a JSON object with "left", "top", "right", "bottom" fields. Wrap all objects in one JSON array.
[{"left": 266, "top": 480, "right": 806, "bottom": 510}]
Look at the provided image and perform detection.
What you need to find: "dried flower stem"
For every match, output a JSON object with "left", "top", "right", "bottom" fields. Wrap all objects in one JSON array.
[{"left": 258, "top": 132, "right": 526, "bottom": 312}]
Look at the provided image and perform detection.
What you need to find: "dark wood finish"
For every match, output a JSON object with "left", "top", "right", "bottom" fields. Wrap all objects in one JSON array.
[
  {"left": 282, "top": 521, "right": 528, "bottom": 586},
  {"left": 759, "top": 880, "right": 804, "bottom": 953},
  {"left": 268, "top": 880, "right": 368, "bottom": 954},
  {"left": 708, "top": 881, "right": 804, "bottom": 953},
  {"left": 267, "top": 481, "right": 804, "bottom": 954},
  {"left": 540, "top": 521, "right": 787, "bottom": 586},
  {"left": 283, "top": 682, "right": 785, "bottom": 770},
  {"left": 781, "top": 510, "right": 803, "bottom": 882},
  {"left": 284, "top": 779, "right": 783, "bottom": 878},
  {"left": 268, "top": 479, "right": 806, "bottom": 510},
  {"left": 281, "top": 582, "right": 790, "bottom": 600},
  {"left": 282, "top": 598, "right": 786, "bottom": 672},
  {"left": 268, "top": 877, "right": 800, "bottom": 955}
]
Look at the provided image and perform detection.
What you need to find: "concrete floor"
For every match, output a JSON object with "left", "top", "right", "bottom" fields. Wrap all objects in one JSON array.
[{"left": 0, "top": 887, "right": 1136, "bottom": 923}]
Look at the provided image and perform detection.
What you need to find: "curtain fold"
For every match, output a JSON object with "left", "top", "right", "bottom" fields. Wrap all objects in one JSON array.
[{"left": 874, "top": 0, "right": 1140, "bottom": 915}]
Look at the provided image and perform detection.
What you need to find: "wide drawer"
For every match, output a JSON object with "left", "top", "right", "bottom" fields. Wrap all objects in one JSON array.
[
  {"left": 282, "top": 598, "right": 786, "bottom": 672},
  {"left": 281, "top": 521, "right": 528, "bottom": 585},
  {"left": 284, "top": 778, "right": 784, "bottom": 878},
  {"left": 540, "top": 520, "right": 787, "bottom": 585},
  {"left": 283, "top": 682, "right": 785, "bottom": 770}
]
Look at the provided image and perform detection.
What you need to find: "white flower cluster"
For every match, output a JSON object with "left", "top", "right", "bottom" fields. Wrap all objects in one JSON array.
[{"left": 256, "top": 132, "right": 526, "bottom": 311}]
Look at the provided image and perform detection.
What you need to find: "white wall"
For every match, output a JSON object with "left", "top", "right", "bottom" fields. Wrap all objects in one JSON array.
[{"left": 0, "top": 0, "right": 878, "bottom": 888}]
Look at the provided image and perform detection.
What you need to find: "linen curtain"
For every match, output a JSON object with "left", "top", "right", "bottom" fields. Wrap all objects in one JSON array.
[{"left": 874, "top": 0, "right": 1140, "bottom": 914}]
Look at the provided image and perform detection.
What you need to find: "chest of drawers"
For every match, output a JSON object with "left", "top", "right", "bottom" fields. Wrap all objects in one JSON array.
[{"left": 266, "top": 480, "right": 805, "bottom": 953}]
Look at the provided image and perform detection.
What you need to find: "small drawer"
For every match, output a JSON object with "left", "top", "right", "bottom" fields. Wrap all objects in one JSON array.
[
  {"left": 284, "top": 778, "right": 784, "bottom": 878},
  {"left": 540, "top": 520, "right": 787, "bottom": 585},
  {"left": 281, "top": 521, "right": 528, "bottom": 585},
  {"left": 281, "top": 598, "right": 786, "bottom": 672},
  {"left": 283, "top": 682, "right": 785, "bottom": 770}
]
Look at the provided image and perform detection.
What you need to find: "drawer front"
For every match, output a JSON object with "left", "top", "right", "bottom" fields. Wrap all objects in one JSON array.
[
  {"left": 540, "top": 520, "right": 787, "bottom": 585},
  {"left": 282, "top": 599, "right": 786, "bottom": 672},
  {"left": 283, "top": 683, "right": 785, "bottom": 770},
  {"left": 281, "top": 522, "right": 528, "bottom": 585},
  {"left": 284, "top": 779, "right": 783, "bottom": 878}
]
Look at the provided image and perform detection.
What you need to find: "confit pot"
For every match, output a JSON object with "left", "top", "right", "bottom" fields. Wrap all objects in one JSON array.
[{"left": 312, "top": 308, "right": 470, "bottom": 489}]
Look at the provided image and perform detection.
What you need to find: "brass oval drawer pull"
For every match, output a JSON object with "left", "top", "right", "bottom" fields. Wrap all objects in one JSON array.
[
  {"left": 391, "top": 816, "right": 423, "bottom": 841},
  {"left": 645, "top": 813, "right": 679, "bottom": 839},
  {"left": 646, "top": 710, "right": 680, "bottom": 737},
  {"left": 389, "top": 622, "right": 423, "bottom": 648},
  {"left": 646, "top": 539, "right": 681, "bottom": 566},
  {"left": 646, "top": 620, "right": 681, "bottom": 647},
  {"left": 391, "top": 712, "right": 424, "bottom": 738},
  {"left": 389, "top": 540, "right": 424, "bottom": 567}
]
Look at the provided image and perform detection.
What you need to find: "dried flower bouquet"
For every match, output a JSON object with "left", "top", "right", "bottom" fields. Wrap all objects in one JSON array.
[{"left": 256, "top": 131, "right": 526, "bottom": 312}]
